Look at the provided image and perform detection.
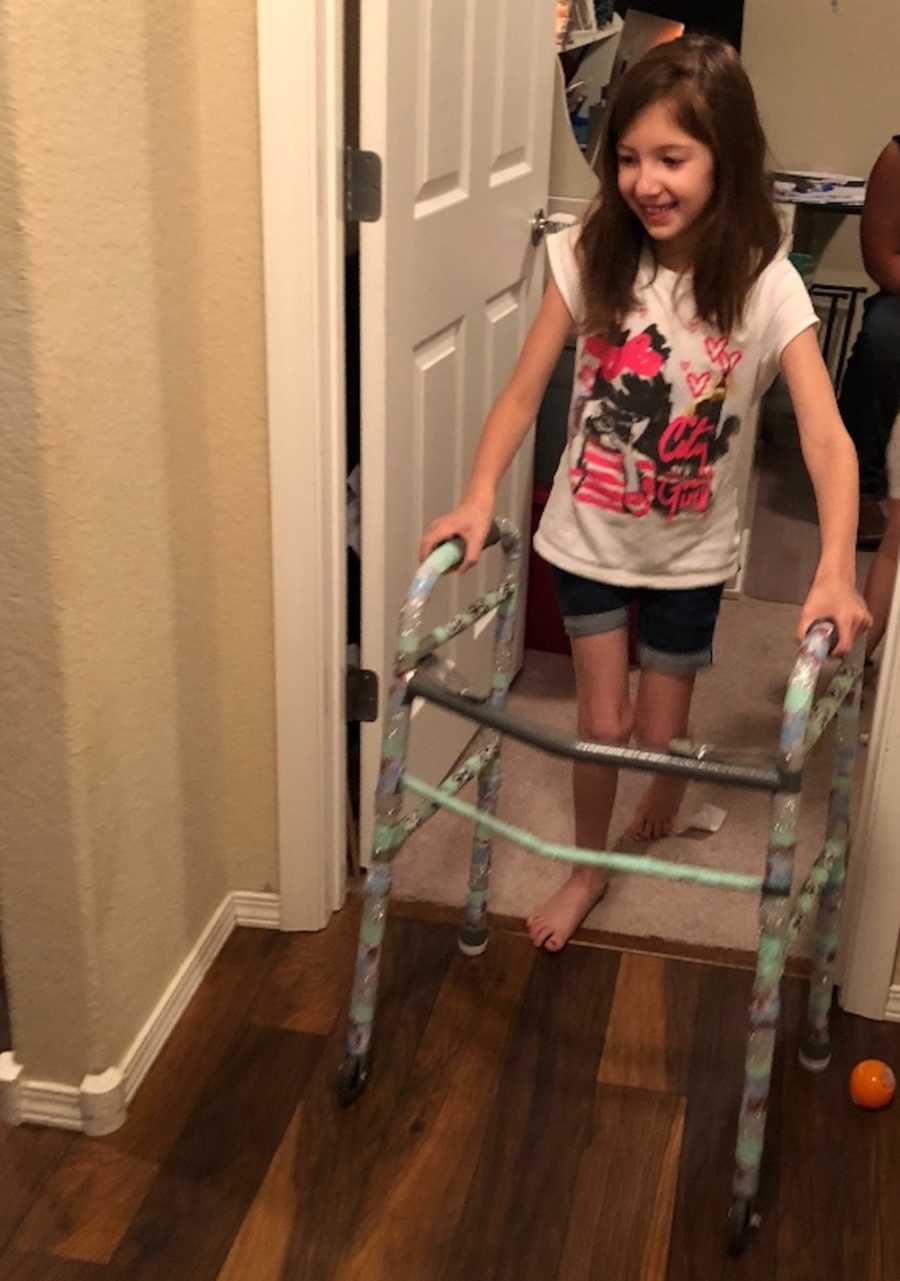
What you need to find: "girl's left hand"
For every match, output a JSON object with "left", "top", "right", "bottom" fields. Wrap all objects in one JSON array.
[{"left": 797, "top": 576, "right": 872, "bottom": 657}]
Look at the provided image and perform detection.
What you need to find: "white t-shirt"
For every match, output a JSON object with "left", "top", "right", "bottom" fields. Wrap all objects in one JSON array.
[{"left": 534, "top": 226, "right": 818, "bottom": 587}]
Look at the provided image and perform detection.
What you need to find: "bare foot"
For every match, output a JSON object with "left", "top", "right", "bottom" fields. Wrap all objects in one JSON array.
[
  {"left": 627, "top": 776, "right": 687, "bottom": 841},
  {"left": 526, "top": 867, "right": 609, "bottom": 952}
]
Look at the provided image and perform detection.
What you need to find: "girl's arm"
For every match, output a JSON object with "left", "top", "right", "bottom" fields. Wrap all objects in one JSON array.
[
  {"left": 419, "top": 278, "right": 573, "bottom": 568},
  {"left": 780, "top": 327, "right": 872, "bottom": 654}
]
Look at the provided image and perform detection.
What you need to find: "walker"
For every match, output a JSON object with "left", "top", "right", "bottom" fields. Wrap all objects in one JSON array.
[{"left": 336, "top": 518, "right": 864, "bottom": 1257}]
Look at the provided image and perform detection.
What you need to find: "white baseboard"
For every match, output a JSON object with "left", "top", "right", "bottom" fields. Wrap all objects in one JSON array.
[
  {"left": 0, "top": 1059, "right": 131, "bottom": 1136},
  {"left": 887, "top": 984, "right": 900, "bottom": 1023},
  {"left": 118, "top": 894, "right": 240, "bottom": 1108},
  {"left": 233, "top": 889, "right": 281, "bottom": 928},
  {"left": 0, "top": 889, "right": 282, "bottom": 1133}
]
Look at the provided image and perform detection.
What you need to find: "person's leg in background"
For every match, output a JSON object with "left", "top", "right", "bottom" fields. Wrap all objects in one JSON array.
[
  {"left": 863, "top": 412, "right": 900, "bottom": 657},
  {"left": 838, "top": 292, "right": 900, "bottom": 546},
  {"left": 864, "top": 502, "right": 900, "bottom": 655}
]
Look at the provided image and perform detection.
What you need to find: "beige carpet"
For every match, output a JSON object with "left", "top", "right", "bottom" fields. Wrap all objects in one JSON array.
[{"left": 389, "top": 596, "right": 872, "bottom": 956}]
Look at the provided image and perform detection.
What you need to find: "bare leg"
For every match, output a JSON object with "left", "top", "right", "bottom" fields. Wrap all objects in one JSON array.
[
  {"left": 627, "top": 666, "right": 697, "bottom": 841},
  {"left": 527, "top": 628, "right": 632, "bottom": 952},
  {"left": 864, "top": 498, "right": 900, "bottom": 657}
]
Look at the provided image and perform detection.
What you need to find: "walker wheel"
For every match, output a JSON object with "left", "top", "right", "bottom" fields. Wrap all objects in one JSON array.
[
  {"left": 458, "top": 926, "right": 489, "bottom": 957},
  {"left": 798, "top": 1040, "right": 832, "bottom": 1073},
  {"left": 336, "top": 1053, "right": 371, "bottom": 1107},
  {"left": 726, "top": 1198, "right": 757, "bottom": 1257}
]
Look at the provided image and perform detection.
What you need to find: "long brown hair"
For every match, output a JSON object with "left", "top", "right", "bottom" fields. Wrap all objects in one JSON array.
[{"left": 578, "top": 34, "right": 781, "bottom": 338}]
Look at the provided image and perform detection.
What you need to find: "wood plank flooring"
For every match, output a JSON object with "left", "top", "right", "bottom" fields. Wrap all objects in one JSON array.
[{"left": 1, "top": 905, "right": 898, "bottom": 1281}]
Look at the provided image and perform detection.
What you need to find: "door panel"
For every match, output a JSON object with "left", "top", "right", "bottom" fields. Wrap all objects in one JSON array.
[{"left": 360, "top": 0, "right": 555, "bottom": 853}]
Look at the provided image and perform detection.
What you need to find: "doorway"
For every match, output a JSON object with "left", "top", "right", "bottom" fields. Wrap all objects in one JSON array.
[{"left": 257, "top": 0, "right": 896, "bottom": 1014}]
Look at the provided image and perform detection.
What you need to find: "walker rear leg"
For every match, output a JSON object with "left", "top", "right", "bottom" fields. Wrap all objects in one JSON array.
[
  {"left": 458, "top": 561, "right": 518, "bottom": 958},
  {"left": 800, "top": 664, "right": 862, "bottom": 1072},
  {"left": 799, "top": 857, "right": 842, "bottom": 1074},
  {"left": 459, "top": 749, "right": 501, "bottom": 956}
]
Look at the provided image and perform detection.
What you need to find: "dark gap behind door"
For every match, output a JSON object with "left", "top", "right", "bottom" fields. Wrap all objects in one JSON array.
[{"left": 345, "top": 0, "right": 362, "bottom": 861}]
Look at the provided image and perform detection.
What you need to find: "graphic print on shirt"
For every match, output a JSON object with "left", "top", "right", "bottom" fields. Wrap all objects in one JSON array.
[{"left": 569, "top": 324, "right": 743, "bottom": 520}]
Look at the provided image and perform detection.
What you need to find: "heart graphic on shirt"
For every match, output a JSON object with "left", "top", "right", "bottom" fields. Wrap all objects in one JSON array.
[
  {"left": 687, "top": 370, "right": 711, "bottom": 399},
  {"left": 680, "top": 360, "right": 691, "bottom": 371},
  {"left": 705, "top": 335, "right": 743, "bottom": 376},
  {"left": 704, "top": 336, "right": 728, "bottom": 364}
]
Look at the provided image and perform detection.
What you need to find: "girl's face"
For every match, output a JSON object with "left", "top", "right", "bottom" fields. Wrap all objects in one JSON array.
[{"left": 616, "top": 99, "right": 716, "bottom": 268}]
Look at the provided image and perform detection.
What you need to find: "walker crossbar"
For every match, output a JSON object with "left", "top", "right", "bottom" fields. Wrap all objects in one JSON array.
[
  {"left": 407, "top": 669, "right": 795, "bottom": 793},
  {"left": 403, "top": 772, "right": 764, "bottom": 891},
  {"left": 337, "top": 517, "right": 865, "bottom": 1260},
  {"left": 398, "top": 582, "right": 517, "bottom": 673},
  {"left": 787, "top": 836, "right": 845, "bottom": 944},
  {"left": 803, "top": 663, "right": 862, "bottom": 754},
  {"left": 400, "top": 734, "right": 500, "bottom": 839}
]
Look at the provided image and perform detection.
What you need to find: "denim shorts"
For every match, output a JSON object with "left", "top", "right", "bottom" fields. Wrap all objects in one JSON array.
[{"left": 549, "top": 565, "right": 726, "bottom": 673}]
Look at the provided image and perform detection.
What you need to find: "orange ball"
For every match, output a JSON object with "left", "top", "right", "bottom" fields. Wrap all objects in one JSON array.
[{"left": 849, "top": 1059, "right": 896, "bottom": 1110}]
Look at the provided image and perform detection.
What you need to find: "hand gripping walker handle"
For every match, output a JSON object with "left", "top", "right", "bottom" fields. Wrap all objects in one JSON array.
[
  {"left": 480, "top": 520, "right": 503, "bottom": 550},
  {"left": 439, "top": 520, "right": 503, "bottom": 568}
]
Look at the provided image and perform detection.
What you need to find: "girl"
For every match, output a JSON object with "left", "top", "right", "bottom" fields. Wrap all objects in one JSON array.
[{"left": 419, "top": 35, "right": 871, "bottom": 953}]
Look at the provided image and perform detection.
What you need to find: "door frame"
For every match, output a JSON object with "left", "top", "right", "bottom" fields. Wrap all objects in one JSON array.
[
  {"left": 839, "top": 579, "right": 900, "bottom": 1020},
  {"left": 256, "top": 0, "right": 346, "bottom": 930}
]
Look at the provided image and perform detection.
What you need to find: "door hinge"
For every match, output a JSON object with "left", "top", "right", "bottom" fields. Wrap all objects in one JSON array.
[
  {"left": 347, "top": 666, "right": 379, "bottom": 722},
  {"left": 345, "top": 147, "right": 382, "bottom": 223}
]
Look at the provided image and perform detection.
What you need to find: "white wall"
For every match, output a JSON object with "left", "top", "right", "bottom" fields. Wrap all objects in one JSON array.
[{"left": 743, "top": 0, "right": 900, "bottom": 279}]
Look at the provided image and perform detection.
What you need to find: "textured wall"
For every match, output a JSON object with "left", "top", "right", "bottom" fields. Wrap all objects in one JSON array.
[{"left": 0, "top": 0, "right": 277, "bottom": 1085}]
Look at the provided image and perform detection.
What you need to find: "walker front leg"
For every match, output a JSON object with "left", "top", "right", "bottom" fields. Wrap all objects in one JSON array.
[
  {"left": 728, "top": 619, "right": 832, "bottom": 1253},
  {"left": 337, "top": 682, "right": 411, "bottom": 1106},
  {"left": 800, "top": 661, "right": 862, "bottom": 1072},
  {"left": 729, "top": 799, "right": 794, "bottom": 1255},
  {"left": 337, "top": 860, "right": 393, "bottom": 1104}
]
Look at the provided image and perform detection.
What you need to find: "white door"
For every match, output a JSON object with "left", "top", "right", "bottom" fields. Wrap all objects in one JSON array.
[{"left": 359, "top": 1, "right": 556, "bottom": 854}]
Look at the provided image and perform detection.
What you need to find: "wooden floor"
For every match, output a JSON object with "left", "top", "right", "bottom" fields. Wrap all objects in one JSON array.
[{"left": 2, "top": 903, "right": 899, "bottom": 1280}]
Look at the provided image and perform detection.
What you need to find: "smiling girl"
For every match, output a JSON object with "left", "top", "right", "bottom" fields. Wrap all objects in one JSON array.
[{"left": 420, "top": 34, "right": 870, "bottom": 952}]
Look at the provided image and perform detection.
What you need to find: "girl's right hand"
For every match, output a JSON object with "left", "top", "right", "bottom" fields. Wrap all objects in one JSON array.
[{"left": 419, "top": 498, "right": 495, "bottom": 571}]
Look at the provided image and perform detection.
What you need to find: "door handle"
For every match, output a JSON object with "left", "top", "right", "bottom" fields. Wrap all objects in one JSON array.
[{"left": 530, "top": 208, "right": 573, "bottom": 246}]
